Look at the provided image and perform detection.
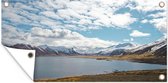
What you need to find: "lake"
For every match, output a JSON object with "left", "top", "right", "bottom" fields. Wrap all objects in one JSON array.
[{"left": 34, "top": 56, "right": 166, "bottom": 80}]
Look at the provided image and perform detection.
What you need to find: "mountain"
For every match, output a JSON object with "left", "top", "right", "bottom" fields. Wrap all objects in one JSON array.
[
  {"left": 97, "top": 39, "right": 167, "bottom": 56},
  {"left": 115, "top": 43, "right": 135, "bottom": 48},
  {"left": 127, "top": 38, "right": 167, "bottom": 56},
  {"left": 73, "top": 47, "right": 104, "bottom": 54},
  {"left": 97, "top": 43, "right": 136, "bottom": 56},
  {"left": 6, "top": 44, "right": 58, "bottom": 56},
  {"left": 5, "top": 38, "right": 167, "bottom": 57},
  {"left": 38, "top": 45, "right": 78, "bottom": 55},
  {"left": 6, "top": 44, "right": 78, "bottom": 56}
]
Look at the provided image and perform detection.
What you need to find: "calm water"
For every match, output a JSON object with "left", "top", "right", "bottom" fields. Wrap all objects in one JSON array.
[{"left": 34, "top": 56, "right": 166, "bottom": 80}]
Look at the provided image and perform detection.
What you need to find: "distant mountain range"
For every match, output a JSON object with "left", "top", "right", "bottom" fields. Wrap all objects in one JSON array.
[
  {"left": 98, "top": 38, "right": 167, "bottom": 56},
  {"left": 97, "top": 42, "right": 137, "bottom": 55},
  {"left": 5, "top": 38, "right": 167, "bottom": 57},
  {"left": 5, "top": 44, "right": 79, "bottom": 56}
]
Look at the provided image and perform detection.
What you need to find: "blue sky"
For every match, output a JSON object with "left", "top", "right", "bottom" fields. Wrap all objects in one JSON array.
[
  {"left": 2, "top": 0, "right": 167, "bottom": 47},
  {"left": 78, "top": 8, "right": 164, "bottom": 44}
]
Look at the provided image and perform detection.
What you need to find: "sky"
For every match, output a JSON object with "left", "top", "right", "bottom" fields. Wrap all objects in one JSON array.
[{"left": 2, "top": 0, "right": 167, "bottom": 48}]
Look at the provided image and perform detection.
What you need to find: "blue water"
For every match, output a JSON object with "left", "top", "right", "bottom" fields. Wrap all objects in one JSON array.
[{"left": 34, "top": 56, "right": 166, "bottom": 79}]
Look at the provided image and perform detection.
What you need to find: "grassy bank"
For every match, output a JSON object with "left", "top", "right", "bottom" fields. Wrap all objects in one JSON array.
[
  {"left": 35, "top": 69, "right": 166, "bottom": 82},
  {"left": 69, "top": 54, "right": 166, "bottom": 65}
]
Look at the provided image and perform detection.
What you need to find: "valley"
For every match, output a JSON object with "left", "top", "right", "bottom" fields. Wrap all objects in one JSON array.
[
  {"left": 5, "top": 38, "right": 167, "bottom": 65},
  {"left": 5, "top": 38, "right": 167, "bottom": 82}
]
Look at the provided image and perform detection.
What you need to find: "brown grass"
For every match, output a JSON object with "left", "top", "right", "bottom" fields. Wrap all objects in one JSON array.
[
  {"left": 35, "top": 69, "right": 167, "bottom": 82},
  {"left": 69, "top": 53, "right": 166, "bottom": 65}
]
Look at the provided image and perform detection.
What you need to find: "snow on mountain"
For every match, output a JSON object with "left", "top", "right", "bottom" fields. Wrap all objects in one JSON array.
[
  {"left": 114, "top": 43, "right": 135, "bottom": 48},
  {"left": 151, "top": 39, "right": 167, "bottom": 52},
  {"left": 130, "top": 38, "right": 167, "bottom": 54},
  {"left": 73, "top": 43, "right": 137, "bottom": 54},
  {"left": 5, "top": 38, "right": 167, "bottom": 56},
  {"left": 73, "top": 47, "right": 104, "bottom": 54},
  {"left": 97, "top": 38, "right": 167, "bottom": 56},
  {"left": 38, "top": 45, "right": 78, "bottom": 54},
  {"left": 97, "top": 43, "right": 137, "bottom": 55}
]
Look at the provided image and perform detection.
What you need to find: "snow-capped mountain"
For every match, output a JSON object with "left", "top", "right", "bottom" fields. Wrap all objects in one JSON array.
[
  {"left": 72, "top": 43, "right": 137, "bottom": 55},
  {"left": 97, "top": 42, "right": 137, "bottom": 55},
  {"left": 5, "top": 38, "right": 167, "bottom": 56},
  {"left": 6, "top": 44, "right": 78, "bottom": 56},
  {"left": 114, "top": 43, "right": 136, "bottom": 48},
  {"left": 73, "top": 47, "right": 104, "bottom": 54},
  {"left": 127, "top": 38, "right": 167, "bottom": 55},
  {"left": 38, "top": 45, "right": 78, "bottom": 54},
  {"left": 97, "top": 38, "right": 167, "bottom": 56}
]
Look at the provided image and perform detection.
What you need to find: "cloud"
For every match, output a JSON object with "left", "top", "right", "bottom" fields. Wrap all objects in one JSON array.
[
  {"left": 110, "top": 13, "right": 136, "bottom": 28},
  {"left": 2, "top": 0, "right": 136, "bottom": 31},
  {"left": 148, "top": 12, "right": 167, "bottom": 33},
  {"left": 3, "top": 0, "right": 165, "bottom": 32},
  {"left": 31, "top": 27, "right": 84, "bottom": 39},
  {"left": 128, "top": 0, "right": 167, "bottom": 34},
  {"left": 140, "top": 12, "right": 166, "bottom": 33},
  {"left": 2, "top": 25, "right": 30, "bottom": 45},
  {"left": 141, "top": 19, "right": 148, "bottom": 24},
  {"left": 150, "top": 18, "right": 166, "bottom": 33},
  {"left": 129, "top": 0, "right": 166, "bottom": 12},
  {"left": 130, "top": 38, "right": 134, "bottom": 41},
  {"left": 123, "top": 38, "right": 134, "bottom": 42},
  {"left": 130, "top": 30, "right": 150, "bottom": 37},
  {"left": 2, "top": 26, "right": 116, "bottom": 48},
  {"left": 2, "top": 0, "right": 166, "bottom": 47},
  {"left": 2, "top": 0, "right": 166, "bottom": 32}
]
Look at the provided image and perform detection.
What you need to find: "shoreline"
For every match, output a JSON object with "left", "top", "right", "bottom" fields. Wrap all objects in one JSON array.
[
  {"left": 34, "top": 69, "right": 167, "bottom": 82},
  {"left": 37, "top": 54, "right": 166, "bottom": 65},
  {"left": 68, "top": 55, "right": 166, "bottom": 65},
  {"left": 34, "top": 56, "right": 167, "bottom": 82}
]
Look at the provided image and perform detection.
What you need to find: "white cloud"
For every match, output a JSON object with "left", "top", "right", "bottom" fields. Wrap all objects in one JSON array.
[
  {"left": 129, "top": 0, "right": 166, "bottom": 12},
  {"left": 128, "top": 0, "right": 167, "bottom": 34},
  {"left": 130, "top": 38, "right": 134, "bottom": 41},
  {"left": 150, "top": 18, "right": 167, "bottom": 33},
  {"left": 148, "top": 12, "right": 166, "bottom": 18},
  {"left": 123, "top": 38, "right": 134, "bottom": 42},
  {"left": 148, "top": 12, "right": 167, "bottom": 33},
  {"left": 2, "top": 26, "right": 116, "bottom": 48},
  {"left": 130, "top": 30, "right": 150, "bottom": 37},
  {"left": 141, "top": 19, "right": 148, "bottom": 23},
  {"left": 2, "top": 0, "right": 166, "bottom": 47},
  {"left": 2, "top": 25, "right": 30, "bottom": 45},
  {"left": 2, "top": 0, "right": 166, "bottom": 32},
  {"left": 40, "top": 11, "right": 61, "bottom": 19},
  {"left": 2, "top": 0, "right": 136, "bottom": 31},
  {"left": 141, "top": 12, "right": 166, "bottom": 33},
  {"left": 110, "top": 13, "right": 136, "bottom": 28}
]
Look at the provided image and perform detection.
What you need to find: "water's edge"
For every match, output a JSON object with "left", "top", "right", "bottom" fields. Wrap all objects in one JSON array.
[{"left": 34, "top": 56, "right": 167, "bottom": 80}]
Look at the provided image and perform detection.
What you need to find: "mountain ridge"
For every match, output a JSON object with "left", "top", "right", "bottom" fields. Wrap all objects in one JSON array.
[{"left": 4, "top": 38, "right": 167, "bottom": 57}]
